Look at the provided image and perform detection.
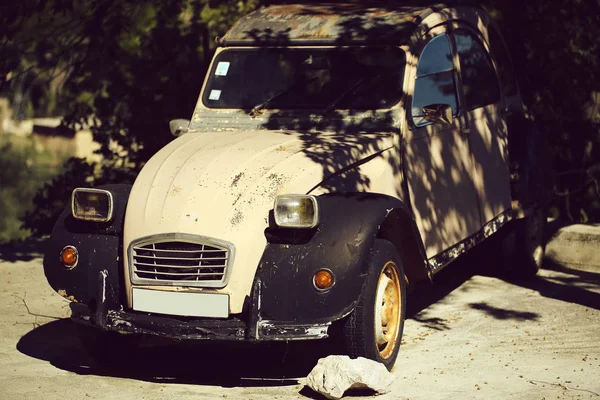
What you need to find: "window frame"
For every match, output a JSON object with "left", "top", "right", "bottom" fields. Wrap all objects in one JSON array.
[
  {"left": 407, "top": 23, "right": 512, "bottom": 132},
  {"left": 452, "top": 27, "right": 503, "bottom": 112},
  {"left": 200, "top": 46, "right": 407, "bottom": 111},
  {"left": 409, "top": 31, "right": 462, "bottom": 129}
]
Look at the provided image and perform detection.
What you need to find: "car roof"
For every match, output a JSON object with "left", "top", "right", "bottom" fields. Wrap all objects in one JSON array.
[{"left": 219, "top": 3, "right": 448, "bottom": 46}]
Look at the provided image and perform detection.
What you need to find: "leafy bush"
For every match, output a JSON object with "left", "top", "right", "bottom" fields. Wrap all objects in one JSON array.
[
  {"left": 2, "top": 0, "right": 599, "bottom": 236},
  {"left": 0, "top": 136, "right": 67, "bottom": 242},
  {"left": 20, "top": 155, "right": 140, "bottom": 237}
]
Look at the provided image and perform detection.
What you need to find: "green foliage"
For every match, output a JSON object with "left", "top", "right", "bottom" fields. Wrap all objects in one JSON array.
[
  {"left": 21, "top": 157, "right": 96, "bottom": 237},
  {"left": 2, "top": 0, "right": 262, "bottom": 237},
  {"left": 2, "top": 0, "right": 600, "bottom": 239},
  {"left": 482, "top": 0, "right": 600, "bottom": 221},
  {"left": 0, "top": 136, "right": 66, "bottom": 242},
  {"left": 51, "top": 0, "right": 262, "bottom": 166}
]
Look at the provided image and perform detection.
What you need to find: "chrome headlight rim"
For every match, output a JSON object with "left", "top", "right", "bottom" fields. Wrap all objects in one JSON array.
[{"left": 71, "top": 188, "right": 114, "bottom": 223}]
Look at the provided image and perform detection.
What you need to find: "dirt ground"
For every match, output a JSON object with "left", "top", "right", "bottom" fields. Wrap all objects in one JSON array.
[{"left": 1, "top": 243, "right": 599, "bottom": 400}]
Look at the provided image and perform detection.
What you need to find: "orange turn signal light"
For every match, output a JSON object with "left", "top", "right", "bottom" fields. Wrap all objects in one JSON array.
[
  {"left": 61, "top": 246, "right": 78, "bottom": 268},
  {"left": 314, "top": 269, "right": 334, "bottom": 290}
]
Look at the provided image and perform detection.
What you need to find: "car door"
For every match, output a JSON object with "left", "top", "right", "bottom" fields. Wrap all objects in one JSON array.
[
  {"left": 404, "top": 29, "right": 482, "bottom": 259},
  {"left": 454, "top": 29, "right": 512, "bottom": 224}
]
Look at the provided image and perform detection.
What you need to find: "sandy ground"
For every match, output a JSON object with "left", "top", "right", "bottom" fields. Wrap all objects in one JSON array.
[{"left": 1, "top": 246, "right": 599, "bottom": 400}]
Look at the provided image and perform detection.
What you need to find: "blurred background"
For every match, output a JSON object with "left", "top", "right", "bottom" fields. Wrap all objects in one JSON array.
[{"left": 0, "top": 0, "right": 599, "bottom": 244}]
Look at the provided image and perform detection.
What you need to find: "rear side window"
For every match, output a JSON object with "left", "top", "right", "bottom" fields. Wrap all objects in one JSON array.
[
  {"left": 412, "top": 34, "right": 459, "bottom": 126},
  {"left": 455, "top": 31, "right": 501, "bottom": 110}
]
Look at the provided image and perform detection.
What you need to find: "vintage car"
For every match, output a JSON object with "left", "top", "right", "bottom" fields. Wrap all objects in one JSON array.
[{"left": 43, "top": 4, "right": 547, "bottom": 370}]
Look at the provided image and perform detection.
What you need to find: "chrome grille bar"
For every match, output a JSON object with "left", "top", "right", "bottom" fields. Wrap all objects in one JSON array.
[
  {"left": 133, "top": 255, "right": 227, "bottom": 261},
  {"left": 137, "top": 271, "right": 224, "bottom": 276},
  {"left": 133, "top": 261, "right": 227, "bottom": 269},
  {"left": 139, "top": 248, "right": 225, "bottom": 253}
]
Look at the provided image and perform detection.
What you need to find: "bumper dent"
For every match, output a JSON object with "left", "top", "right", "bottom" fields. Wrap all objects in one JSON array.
[
  {"left": 69, "top": 262, "right": 332, "bottom": 341},
  {"left": 70, "top": 302, "right": 330, "bottom": 342},
  {"left": 257, "top": 320, "right": 330, "bottom": 340}
]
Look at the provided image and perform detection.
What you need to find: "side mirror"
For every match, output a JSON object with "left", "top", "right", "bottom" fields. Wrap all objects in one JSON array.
[
  {"left": 422, "top": 104, "right": 453, "bottom": 125},
  {"left": 169, "top": 119, "right": 190, "bottom": 137}
]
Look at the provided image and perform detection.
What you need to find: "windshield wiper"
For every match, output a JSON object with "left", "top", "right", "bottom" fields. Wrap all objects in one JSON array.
[
  {"left": 323, "top": 74, "right": 380, "bottom": 114},
  {"left": 248, "top": 77, "right": 316, "bottom": 117}
]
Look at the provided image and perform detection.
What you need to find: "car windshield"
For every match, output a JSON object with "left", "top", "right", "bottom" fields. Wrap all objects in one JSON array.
[{"left": 202, "top": 47, "right": 406, "bottom": 111}]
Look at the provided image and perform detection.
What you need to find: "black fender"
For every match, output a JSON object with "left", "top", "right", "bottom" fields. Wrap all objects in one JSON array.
[
  {"left": 43, "top": 184, "right": 132, "bottom": 310},
  {"left": 254, "top": 192, "right": 429, "bottom": 326}
]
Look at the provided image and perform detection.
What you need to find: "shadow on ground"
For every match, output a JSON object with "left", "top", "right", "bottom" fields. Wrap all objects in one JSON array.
[
  {"left": 407, "top": 232, "right": 600, "bottom": 324},
  {"left": 16, "top": 318, "right": 330, "bottom": 387},
  {"left": 506, "top": 258, "right": 600, "bottom": 311},
  {"left": 406, "top": 246, "right": 481, "bottom": 319},
  {"left": 15, "top": 258, "right": 481, "bottom": 389},
  {"left": 14, "top": 222, "right": 600, "bottom": 389},
  {"left": 0, "top": 237, "right": 47, "bottom": 262}
]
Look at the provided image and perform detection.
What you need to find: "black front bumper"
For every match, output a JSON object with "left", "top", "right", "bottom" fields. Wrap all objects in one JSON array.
[
  {"left": 69, "top": 271, "right": 330, "bottom": 342},
  {"left": 70, "top": 303, "right": 330, "bottom": 341}
]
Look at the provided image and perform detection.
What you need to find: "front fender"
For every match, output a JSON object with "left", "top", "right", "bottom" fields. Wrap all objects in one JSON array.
[
  {"left": 43, "top": 184, "right": 131, "bottom": 308},
  {"left": 255, "top": 193, "right": 418, "bottom": 325}
]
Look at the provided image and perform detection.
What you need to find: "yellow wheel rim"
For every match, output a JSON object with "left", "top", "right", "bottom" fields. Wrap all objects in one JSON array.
[{"left": 374, "top": 261, "right": 402, "bottom": 360}]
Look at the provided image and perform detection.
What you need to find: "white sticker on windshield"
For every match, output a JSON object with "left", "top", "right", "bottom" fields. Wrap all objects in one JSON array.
[
  {"left": 215, "top": 62, "right": 230, "bottom": 76},
  {"left": 208, "top": 89, "right": 221, "bottom": 100}
]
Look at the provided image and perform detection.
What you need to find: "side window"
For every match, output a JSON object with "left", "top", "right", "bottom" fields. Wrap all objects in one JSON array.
[
  {"left": 487, "top": 27, "right": 517, "bottom": 97},
  {"left": 455, "top": 31, "right": 501, "bottom": 110},
  {"left": 412, "top": 34, "right": 459, "bottom": 127}
]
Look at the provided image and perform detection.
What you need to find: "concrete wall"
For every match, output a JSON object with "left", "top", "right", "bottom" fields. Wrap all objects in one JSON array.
[{"left": 0, "top": 98, "right": 101, "bottom": 163}]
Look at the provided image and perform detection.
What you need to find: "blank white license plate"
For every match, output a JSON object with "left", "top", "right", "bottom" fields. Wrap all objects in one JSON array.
[{"left": 132, "top": 288, "right": 229, "bottom": 318}]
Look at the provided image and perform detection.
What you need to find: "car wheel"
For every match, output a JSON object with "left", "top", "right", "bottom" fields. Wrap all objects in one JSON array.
[
  {"left": 501, "top": 204, "right": 547, "bottom": 279},
  {"left": 341, "top": 239, "right": 406, "bottom": 371},
  {"left": 498, "top": 115, "right": 548, "bottom": 279},
  {"left": 76, "top": 324, "right": 142, "bottom": 366},
  {"left": 519, "top": 205, "right": 547, "bottom": 272}
]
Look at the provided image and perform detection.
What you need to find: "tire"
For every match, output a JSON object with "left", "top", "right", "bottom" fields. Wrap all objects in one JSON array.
[
  {"left": 500, "top": 115, "right": 548, "bottom": 279},
  {"left": 500, "top": 204, "right": 547, "bottom": 279},
  {"left": 76, "top": 324, "right": 142, "bottom": 366},
  {"left": 340, "top": 239, "right": 406, "bottom": 371}
]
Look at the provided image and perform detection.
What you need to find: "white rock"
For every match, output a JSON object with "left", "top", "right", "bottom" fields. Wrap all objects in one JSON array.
[{"left": 305, "top": 355, "right": 395, "bottom": 400}]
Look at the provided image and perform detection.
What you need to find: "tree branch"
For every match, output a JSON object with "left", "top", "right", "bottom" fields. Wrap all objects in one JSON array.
[
  {"left": 527, "top": 380, "right": 599, "bottom": 396},
  {"left": 13, "top": 292, "right": 63, "bottom": 323}
]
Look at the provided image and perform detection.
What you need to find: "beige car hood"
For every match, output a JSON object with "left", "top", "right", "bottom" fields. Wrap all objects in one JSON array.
[{"left": 123, "top": 129, "right": 393, "bottom": 312}]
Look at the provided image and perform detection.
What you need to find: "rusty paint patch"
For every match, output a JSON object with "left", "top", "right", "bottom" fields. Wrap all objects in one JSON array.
[
  {"left": 57, "top": 289, "right": 78, "bottom": 303},
  {"left": 265, "top": 172, "right": 291, "bottom": 198},
  {"left": 222, "top": 4, "right": 430, "bottom": 45},
  {"left": 258, "top": 320, "right": 330, "bottom": 339},
  {"left": 230, "top": 210, "right": 244, "bottom": 226},
  {"left": 427, "top": 209, "right": 513, "bottom": 274},
  {"left": 231, "top": 172, "right": 244, "bottom": 187},
  {"left": 170, "top": 185, "right": 182, "bottom": 196}
]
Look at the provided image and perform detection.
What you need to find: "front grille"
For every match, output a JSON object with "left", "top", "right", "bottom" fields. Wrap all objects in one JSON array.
[{"left": 130, "top": 237, "right": 232, "bottom": 287}]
